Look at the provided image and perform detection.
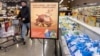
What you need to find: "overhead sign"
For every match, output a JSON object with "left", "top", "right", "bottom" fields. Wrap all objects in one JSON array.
[{"left": 30, "top": 2, "right": 58, "bottom": 39}]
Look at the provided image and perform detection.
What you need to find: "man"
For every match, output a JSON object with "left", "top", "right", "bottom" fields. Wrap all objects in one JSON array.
[{"left": 17, "top": 1, "right": 30, "bottom": 44}]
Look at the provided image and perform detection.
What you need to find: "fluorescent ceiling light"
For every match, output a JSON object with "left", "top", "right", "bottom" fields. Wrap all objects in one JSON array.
[
  {"left": 68, "top": 1, "right": 70, "bottom": 3},
  {"left": 87, "top": 3, "right": 97, "bottom": 6},
  {"left": 71, "top": 0, "right": 74, "bottom": 1},
  {"left": 59, "top": 0, "right": 64, "bottom": 4}
]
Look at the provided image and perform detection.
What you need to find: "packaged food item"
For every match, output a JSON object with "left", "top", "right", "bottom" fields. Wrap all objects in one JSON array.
[
  {"left": 5, "top": 21, "right": 9, "bottom": 32},
  {"left": 96, "top": 22, "right": 100, "bottom": 27},
  {"left": 81, "top": 48, "right": 93, "bottom": 56},
  {"left": 0, "top": 26, "right": 15, "bottom": 37},
  {"left": 88, "top": 16, "right": 96, "bottom": 26},
  {"left": 74, "top": 50, "right": 82, "bottom": 56}
]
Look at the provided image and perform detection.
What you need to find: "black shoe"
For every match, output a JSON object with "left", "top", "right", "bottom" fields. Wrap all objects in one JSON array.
[
  {"left": 20, "top": 38, "right": 26, "bottom": 45},
  {"left": 0, "top": 46, "right": 2, "bottom": 49},
  {"left": 23, "top": 41, "right": 26, "bottom": 45}
]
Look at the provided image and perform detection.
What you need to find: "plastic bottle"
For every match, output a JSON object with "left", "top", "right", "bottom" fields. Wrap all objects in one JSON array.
[{"left": 45, "top": 29, "right": 51, "bottom": 38}]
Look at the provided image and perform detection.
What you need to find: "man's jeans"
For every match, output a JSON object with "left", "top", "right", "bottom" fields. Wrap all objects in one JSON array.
[{"left": 21, "top": 23, "right": 30, "bottom": 38}]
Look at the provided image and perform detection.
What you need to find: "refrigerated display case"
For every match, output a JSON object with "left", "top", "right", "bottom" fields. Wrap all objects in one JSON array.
[{"left": 59, "top": 16, "right": 100, "bottom": 56}]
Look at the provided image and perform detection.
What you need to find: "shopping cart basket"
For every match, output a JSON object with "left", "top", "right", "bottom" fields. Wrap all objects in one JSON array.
[{"left": 0, "top": 17, "right": 22, "bottom": 52}]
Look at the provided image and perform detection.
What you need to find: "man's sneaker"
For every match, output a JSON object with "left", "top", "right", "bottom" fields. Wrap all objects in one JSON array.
[
  {"left": 23, "top": 41, "right": 26, "bottom": 45},
  {"left": 19, "top": 38, "right": 26, "bottom": 45}
]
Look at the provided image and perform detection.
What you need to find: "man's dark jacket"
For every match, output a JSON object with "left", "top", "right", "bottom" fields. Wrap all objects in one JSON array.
[{"left": 17, "top": 6, "right": 30, "bottom": 23}]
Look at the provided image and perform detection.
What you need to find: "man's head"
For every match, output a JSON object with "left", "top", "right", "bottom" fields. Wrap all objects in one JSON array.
[{"left": 21, "top": 1, "right": 27, "bottom": 7}]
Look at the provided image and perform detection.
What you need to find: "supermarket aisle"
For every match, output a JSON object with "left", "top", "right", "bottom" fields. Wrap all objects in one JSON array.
[
  {"left": 44, "top": 39, "right": 56, "bottom": 56},
  {"left": 0, "top": 38, "right": 44, "bottom": 56},
  {"left": 0, "top": 38, "right": 57, "bottom": 56}
]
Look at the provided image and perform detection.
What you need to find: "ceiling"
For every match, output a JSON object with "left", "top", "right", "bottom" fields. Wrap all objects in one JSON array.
[
  {"left": 0, "top": 0, "right": 100, "bottom": 7},
  {"left": 73, "top": 0, "right": 100, "bottom": 7},
  {"left": 1, "top": 0, "right": 100, "bottom": 4},
  {"left": 57, "top": 0, "right": 100, "bottom": 9},
  {"left": 0, "top": 0, "right": 24, "bottom": 2}
]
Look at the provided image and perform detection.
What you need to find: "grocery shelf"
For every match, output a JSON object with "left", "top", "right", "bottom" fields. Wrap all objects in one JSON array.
[
  {"left": 94, "top": 15, "right": 100, "bottom": 17},
  {"left": 0, "top": 16, "right": 15, "bottom": 19},
  {"left": 67, "top": 16, "right": 100, "bottom": 35}
]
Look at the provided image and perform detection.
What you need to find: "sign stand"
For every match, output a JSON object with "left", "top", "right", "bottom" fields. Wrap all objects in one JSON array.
[
  {"left": 30, "top": 2, "right": 59, "bottom": 56},
  {"left": 42, "top": 39, "right": 58, "bottom": 56},
  {"left": 42, "top": 39, "right": 45, "bottom": 56}
]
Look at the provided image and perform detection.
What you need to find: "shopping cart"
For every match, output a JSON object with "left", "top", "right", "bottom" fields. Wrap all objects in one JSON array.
[{"left": 0, "top": 17, "right": 22, "bottom": 52}]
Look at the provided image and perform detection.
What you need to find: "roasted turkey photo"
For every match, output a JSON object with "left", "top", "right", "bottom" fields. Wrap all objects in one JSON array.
[{"left": 34, "top": 9, "right": 53, "bottom": 27}]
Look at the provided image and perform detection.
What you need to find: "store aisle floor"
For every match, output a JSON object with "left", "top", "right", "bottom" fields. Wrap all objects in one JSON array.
[{"left": 0, "top": 38, "right": 44, "bottom": 56}]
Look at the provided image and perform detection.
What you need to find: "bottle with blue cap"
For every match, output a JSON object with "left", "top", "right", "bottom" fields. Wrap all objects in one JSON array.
[{"left": 45, "top": 29, "right": 51, "bottom": 38}]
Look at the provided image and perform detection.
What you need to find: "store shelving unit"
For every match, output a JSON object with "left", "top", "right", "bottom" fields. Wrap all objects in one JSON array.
[{"left": 0, "top": 16, "right": 15, "bottom": 19}]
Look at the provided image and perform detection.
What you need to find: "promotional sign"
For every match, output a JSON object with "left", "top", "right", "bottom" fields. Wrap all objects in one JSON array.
[{"left": 30, "top": 2, "right": 58, "bottom": 39}]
